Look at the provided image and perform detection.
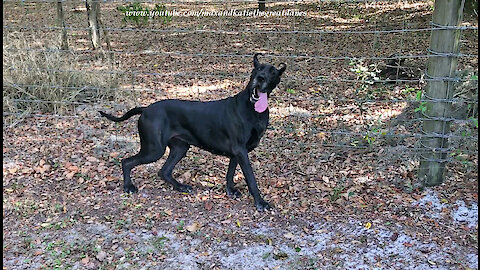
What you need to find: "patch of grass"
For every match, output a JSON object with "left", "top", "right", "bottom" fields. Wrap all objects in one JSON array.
[
  {"left": 363, "top": 134, "right": 376, "bottom": 146},
  {"left": 45, "top": 240, "right": 65, "bottom": 251},
  {"left": 54, "top": 219, "right": 70, "bottom": 230},
  {"left": 22, "top": 236, "right": 35, "bottom": 250},
  {"left": 151, "top": 236, "right": 168, "bottom": 250},
  {"left": 330, "top": 185, "right": 345, "bottom": 202},
  {"left": 12, "top": 199, "right": 40, "bottom": 217},
  {"left": 177, "top": 220, "right": 185, "bottom": 231},
  {"left": 115, "top": 219, "right": 127, "bottom": 230},
  {"left": 3, "top": 32, "right": 119, "bottom": 122}
]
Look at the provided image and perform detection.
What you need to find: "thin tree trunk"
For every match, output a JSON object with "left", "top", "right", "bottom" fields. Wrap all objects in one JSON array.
[
  {"left": 57, "top": 1, "right": 68, "bottom": 50},
  {"left": 86, "top": 0, "right": 101, "bottom": 50},
  {"left": 98, "top": 15, "right": 114, "bottom": 60}
]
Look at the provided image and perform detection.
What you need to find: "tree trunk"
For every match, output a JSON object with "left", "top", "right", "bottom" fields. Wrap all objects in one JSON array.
[
  {"left": 86, "top": 0, "right": 101, "bottom": 50},
  {"left": 99, "top": 16, "right": 113, "bottom": 59},
  {"left": 56, "top": 1, "right": 68, "bottom": 50}
]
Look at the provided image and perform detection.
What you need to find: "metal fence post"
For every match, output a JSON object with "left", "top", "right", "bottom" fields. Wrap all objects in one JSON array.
[{"left": 418, "top": 0, "right": 465, "bottom": 187}]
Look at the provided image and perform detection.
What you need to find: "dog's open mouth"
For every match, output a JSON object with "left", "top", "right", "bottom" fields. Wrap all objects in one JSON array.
[
  {"left": 252, "top": 87, "right": 268, "bottom": 113},
  {"left": 252, "top": 87, "right": 260, "bottom": 101}
]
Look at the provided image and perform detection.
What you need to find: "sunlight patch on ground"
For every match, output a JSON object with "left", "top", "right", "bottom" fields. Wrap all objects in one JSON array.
[
  {"left": 171, "top": 82, "right": 234, "bottom": 98},
  {"left": 363, "top": 105, "right": 406, "bottom": 122},
  {"left": 270, "top": 105, "right": 312, "bottom": 118}
]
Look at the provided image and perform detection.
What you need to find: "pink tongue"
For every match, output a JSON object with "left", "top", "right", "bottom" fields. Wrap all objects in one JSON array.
[{"left": 254, "top": 92, "right": 268, "bottom": 113}]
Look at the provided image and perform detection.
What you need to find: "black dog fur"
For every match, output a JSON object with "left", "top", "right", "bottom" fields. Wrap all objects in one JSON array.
[{"left": 99, "top": 53, "right": 286, "bottom": 211}]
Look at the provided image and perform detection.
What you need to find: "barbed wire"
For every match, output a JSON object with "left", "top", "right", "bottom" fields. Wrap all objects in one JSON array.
[
  {"left": 4, "top": 25, "right": 478, "bottom": 35},
  {"left": 6, "top": 66, "right": 479, "bottom": 84},
  {"left": 4, "top": 47, "right": 479, "bottom": 61},
  {"left": 2, "top": 0, "right": 324, "bottom": 3},
  {"left": 5, "top": 99, "right": 479, "bottom": 126},
  {"left": 5, "top": 86, "right": 479, "bottom": 105},
  {"left": 0, "top": 0, "right": 456, "bottom": 4},
  {"left": 3, "top": 111, "right": 478, "bottom": 141}
]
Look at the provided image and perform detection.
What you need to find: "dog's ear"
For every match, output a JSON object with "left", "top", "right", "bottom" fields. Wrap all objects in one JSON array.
[
  {"left": 277, "top": 63, "right": 286, "bottom": 76},
  {"left": 253, "top": 53, "right": 263, "bottom": 69}
]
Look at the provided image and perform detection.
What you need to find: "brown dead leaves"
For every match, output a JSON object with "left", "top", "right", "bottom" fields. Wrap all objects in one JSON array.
[{"left": 34, "top": 159, "right": 50, "bottom": 175}]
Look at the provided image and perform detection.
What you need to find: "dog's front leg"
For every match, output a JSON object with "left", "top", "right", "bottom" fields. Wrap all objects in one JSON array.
[
  {"left": 234, "top": 149, "right": 271, "bottom": 211},
  {"left": 226, "top": 158, "right": 241, "bottom": 198}
]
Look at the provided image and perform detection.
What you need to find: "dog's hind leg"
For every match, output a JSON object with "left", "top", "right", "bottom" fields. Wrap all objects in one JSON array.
[
  {"left": 226, "top": 158, "right": 241, "bottom": 198},
  {"left": 158, "top": 138, "right": 192, "bottom": 193},
  {"left": 122, "top": 118, "right": 166, "bottom": 193},
  {"left": 122, "top": 147, "right": 165, "bottom": 193}
]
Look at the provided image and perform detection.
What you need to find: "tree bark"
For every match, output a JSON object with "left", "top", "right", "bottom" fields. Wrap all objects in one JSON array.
[
  {"left": 57, "top": 1, "right": 68, "bottom": 50},
  {"left": 86, "top": 0, "right": 101, "bottom": 50}
]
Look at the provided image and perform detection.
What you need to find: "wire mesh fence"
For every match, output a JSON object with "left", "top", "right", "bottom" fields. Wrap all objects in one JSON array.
[{"left": 3, "top": 0, "right": 478, "bottom": 187}]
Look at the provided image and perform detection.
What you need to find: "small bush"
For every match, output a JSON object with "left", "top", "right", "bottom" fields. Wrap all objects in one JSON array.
[{"left": 3, "top": 33, "right": 119, "bottom": 117}]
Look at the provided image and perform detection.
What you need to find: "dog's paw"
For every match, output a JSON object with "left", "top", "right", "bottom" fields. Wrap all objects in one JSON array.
[
  {"left": 124, "top": 184, "right": 138, "bottom": 193},
  {"left": 226, "top": 187, "right": 242, "bottom": 198},
  {"left": 177, "top": 184, "right": 193, "bottom": 193},
  {"left": 255, "top": 200, "right": 271, "bottom": 211}
]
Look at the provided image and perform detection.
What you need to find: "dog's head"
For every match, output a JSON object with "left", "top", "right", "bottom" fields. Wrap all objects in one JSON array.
[{"left": 249, "top": 53, "right": 286, "bottom": 99}]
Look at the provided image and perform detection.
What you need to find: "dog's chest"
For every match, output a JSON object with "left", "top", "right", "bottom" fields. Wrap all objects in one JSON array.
[{"left": 246, "top": 116, "right": 268, "bottom": 151}]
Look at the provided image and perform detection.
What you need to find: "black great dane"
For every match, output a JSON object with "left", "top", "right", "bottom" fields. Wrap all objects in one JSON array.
[{"left": 99, "top": 53, "right": 286, "bottom": 211}]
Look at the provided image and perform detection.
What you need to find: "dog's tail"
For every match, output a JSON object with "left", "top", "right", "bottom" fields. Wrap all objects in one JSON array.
[{"left": 99, "top": 107, "right": 145, "bottom": 122}]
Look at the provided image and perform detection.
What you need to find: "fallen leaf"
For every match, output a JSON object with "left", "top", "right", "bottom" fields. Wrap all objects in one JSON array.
[
  {"left": 284, "top": 232, "right": 295, "bottom": 239},
  {"left": 66, "top": 171, "right": 76, "bottom": 180},
  {"left": 86, "top": 156, "right": 98, "bottom": 163},
  {"left": 365, "top": 222, "right": 372, "bottom": 229},
  {"left": 81, "top": 256, "right": 89, "bottom": 264},
  {"left": 67, "top": 165, "right": 79, "bottom": 172},
  {"left": 390, "top": 232, "right": 399, "bottom": 241},
  {"left": 96, "top": 251, "right": 107, "bottom": 261},
  {"left": 186, "top": 222, "right": 199, "bottom": 232},
  {"left": 204, "top": 201, "right": 213, "bottom": 211},
  {"left": 180, "top": 171, "right": 192, "bottom": 181}
]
